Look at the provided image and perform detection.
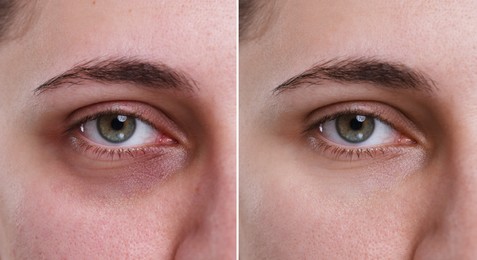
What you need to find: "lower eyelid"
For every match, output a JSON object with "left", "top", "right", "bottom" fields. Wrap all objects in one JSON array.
[
  {"left": 307, "top": 135, "right": 413, "bottom": 161},
  {"left": 69, "top": 134, "right": 175, "bottom": 162}
]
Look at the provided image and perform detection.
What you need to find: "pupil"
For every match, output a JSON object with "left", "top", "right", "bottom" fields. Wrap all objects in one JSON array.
[
  {"left": 349, "top": 117, "right": 364, "bottom": 130},
  {"left": 111, "top": 118, "right": 124, "bottom": 131},
  {"left": 335, "top": 114, "right": 375, "bottom": 143},
  {"left": 97, "top": 114, "right": 136, "bottom": 143}
]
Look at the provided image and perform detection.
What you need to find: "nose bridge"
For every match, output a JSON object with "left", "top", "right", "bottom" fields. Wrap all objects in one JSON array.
[
  {"left": 202, "top": 99, "right": 236, "bottom": 244},
  {"left": 417, "top": 167, "right": 477, "bottom": 259},
  {"left": 175, "top": 107, "right": 236, "bottom": 259},
  {"left": 414, "top": 122, "right": 477, "bottom": 258},
  {"left": 202, "top": 110, "right": 236, "bottom": 257},
  {"left": 445, "top": 140, "right": 477, "bottom": 237},
  {"left": 199, "top": 133, "right": 237, "bottom": 256},
  {"left": 445, "top": 111, "right": 477, "bottom": 219}
]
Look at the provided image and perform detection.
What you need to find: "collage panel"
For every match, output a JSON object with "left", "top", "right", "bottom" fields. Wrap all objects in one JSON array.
[
  {"left": 0, "top": 0, "right": 235, "bottom": 259},
  {"left": 240, "top": 0, "right": 477, "bottom": 259}
]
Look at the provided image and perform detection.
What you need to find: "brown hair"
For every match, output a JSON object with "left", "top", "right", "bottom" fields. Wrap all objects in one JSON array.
[
  {"left": 0, "top": 0, "right": 15, "bottom": 40},
  {"left": 0, "top": 0, "right": 38, "bottom": 42},
  {"left": 239, "top": 0, "right": 254, "bottom": 40},
  {"left": 239, "top": 0, "right": 278, "bottom": 42}
]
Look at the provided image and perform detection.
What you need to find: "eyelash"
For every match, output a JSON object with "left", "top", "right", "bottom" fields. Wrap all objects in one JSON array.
[
  {"left": 305, "top": 108, "right": 415, "bottom": 161},
  {"left": 65, "top": 107, "right": 174, "bottom": 161}
]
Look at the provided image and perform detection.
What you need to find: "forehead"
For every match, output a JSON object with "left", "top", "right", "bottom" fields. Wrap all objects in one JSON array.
[
  {"left": 0, "top": 0, "right": 235, "bottom": 95},
  {"left": 241, "top": 0, "right": 477, "bottom": 92}
]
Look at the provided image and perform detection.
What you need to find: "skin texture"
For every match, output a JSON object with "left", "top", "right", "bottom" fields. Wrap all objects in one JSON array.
[
  {"left": 0, "top": 0, "right": 235, "bottom": 259},
  {"left": 240, "top": 0, "right": 477, "bottom": 259}
]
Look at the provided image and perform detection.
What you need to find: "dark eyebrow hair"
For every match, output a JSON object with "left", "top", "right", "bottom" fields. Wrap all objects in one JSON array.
[
  {"left": 273, "top": 58, "right": 437, "bottom": 94},
  {"left": 34, "top": 57, "right": 198, "bottom": 95}
]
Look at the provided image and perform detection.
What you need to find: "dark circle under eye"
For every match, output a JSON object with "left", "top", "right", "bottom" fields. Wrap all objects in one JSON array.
[
  {"left": 97, "top": 114, "right": 136, "bottom": 143},
  {"left": 335, "top": 114, "right": 375, "bottom": 143}
]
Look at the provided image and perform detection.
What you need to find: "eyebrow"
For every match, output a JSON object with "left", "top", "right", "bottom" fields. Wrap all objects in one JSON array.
[
  {"left": 273, "top": 58, "right": 436, "bottom": 94},
  {"left": 34, "top": 57, "right": 198, "bottom": 95}
]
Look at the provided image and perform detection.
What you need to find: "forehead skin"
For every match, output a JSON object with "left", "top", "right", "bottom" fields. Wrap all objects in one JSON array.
[
  {"left": 0, "top": 0, "right": 235, "bottom": 258},
  {"left": 1, "top": 0, "right": 235, "bottom": 92},
  {"left": 241, "top": 0, "right": 476, "bottom": 95},
  {"left": 240, "top": 0, "right": 477, "bottom": 259}
]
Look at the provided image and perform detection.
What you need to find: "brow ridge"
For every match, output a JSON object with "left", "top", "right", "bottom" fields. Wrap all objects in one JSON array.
[
  {"left": 273, "top": 58, "right": 437, "bottom": 94},
  {"left": 34, "top": 57, "right": 198, "bottom": 95}
]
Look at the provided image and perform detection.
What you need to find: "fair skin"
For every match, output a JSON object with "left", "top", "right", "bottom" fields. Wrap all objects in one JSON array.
[
  {"left": 0, "top": 0, "right": 235, "bottom": 259},
  {"left": 241, "top": 0, "right": 477, "bottom": 259}
]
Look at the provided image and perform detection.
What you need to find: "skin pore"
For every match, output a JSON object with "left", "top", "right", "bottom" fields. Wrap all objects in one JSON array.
[
  {"left": 0, "top": 0, "right": 235, "bottom": 259},
  {"left": 240, "top": 0, "right": 477, "bottom": 259}
]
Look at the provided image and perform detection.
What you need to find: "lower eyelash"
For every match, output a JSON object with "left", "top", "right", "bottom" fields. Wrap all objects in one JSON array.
[
  {"left": 69, "top": 136, "right": 162, "bottom": 161},
  {"left": 308, "top": 136, "right": 407, "bottom": 161}
]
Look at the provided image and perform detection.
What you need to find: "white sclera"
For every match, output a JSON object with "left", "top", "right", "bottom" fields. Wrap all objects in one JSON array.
[
  {"left": 320, "top": 117, "right": 396, "bottom": 147},
  {"left": 81, "top": 117, "right": 158, "bottom": 147}
]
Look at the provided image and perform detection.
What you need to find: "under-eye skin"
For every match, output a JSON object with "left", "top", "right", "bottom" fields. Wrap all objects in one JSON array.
[
  {"left": 65, "top": 101, "right": 181, "bottom": 162},
  {"left": 305, "top": 102, "right": 419, "bottom": 161}
]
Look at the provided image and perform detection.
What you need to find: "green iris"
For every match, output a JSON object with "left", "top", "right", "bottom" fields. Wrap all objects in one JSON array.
[
  {"left": 97, "top": 114, "right": 136, "bottom": 143},
  {"left": 335, "top": 114, "right": 375, "bottom": 143}
]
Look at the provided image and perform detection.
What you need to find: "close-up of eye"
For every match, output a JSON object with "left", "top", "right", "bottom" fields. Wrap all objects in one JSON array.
[
  {"left": 320, "top": 113, "right": 399, "bottom": 146},
  {"left": 79, "top": 113, "right": 170, "bottom": 147},
  {"left": 306, "top": 103, "right": 418, "bottom": 161},
  {"left": 65, "top": 102, "right": 182, "bottom": 162},
  {"left": 0, "top": 0, "right": 238, "bottom": 258}
]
